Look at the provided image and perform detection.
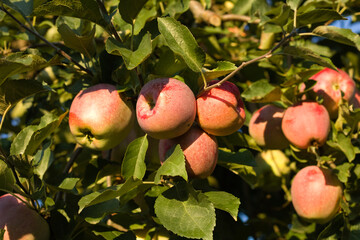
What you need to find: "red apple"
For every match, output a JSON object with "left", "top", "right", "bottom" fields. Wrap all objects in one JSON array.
[
  {"left": 350, "top": 89, "right": 360, "bottom": 109},
  {"left": 136, "top": 78, "right": 196, "bottom": 139},
  {"left": 291, "top": 166, "right": 342, "bottom": 224},
  {"left": 249, "top": 104, "right": 289, "bottom": 149},
  {"left": 69, "top": 83, "right": 134, "bottom": 151},
  {"left": 0, "top": 194, "right": 50, "bottom": 240},
  {"left": 310, "top": 68, "right": 356, "bottom": 118},
  {"left": 281, "top": 101, "right": 330, "bottom": 149},
  {"left": 196, "top": 80, "right": 246, "bottom": 136},
  {"left": 159, "top": 126, "right": 218, "bottom": 178}
]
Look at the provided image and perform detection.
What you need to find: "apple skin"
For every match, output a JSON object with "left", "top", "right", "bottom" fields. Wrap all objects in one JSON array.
[
  {"left": 254, "top": 150, "right": 291, "bottom": 191},
  {"left": 281, "top": 101, "right": 330, "bottom": 149},
  {"left": 0, "top": 194, "right": 50, "bottom": 240},
  {"left": 69, "top": 83, "right": 134, "bottom": 151},
  {"left": 350, "top": 89, "right": 360, "bottom": 109},
  {"left": 136, "top": 78, "right": 196, "bottom": 139},
  {"left": 196, "top": 80, "right": 246, "bottom": 136},
  {"left": 291, "top": 166, "right": 343, "bottom": 224},
  {"left": 310, "top": 68, "right": 356, "bottom": 119},
  {"left": 159, "top": 126, "right": 218, "bottom": 179},
  {"left": 249, "top": 104, "right": 289, "bottom": 149}
]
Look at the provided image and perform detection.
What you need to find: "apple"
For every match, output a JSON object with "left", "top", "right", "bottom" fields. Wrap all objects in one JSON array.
[
  {"left": 0, "top": 194, "right": 50, "bottom": 240},
  {"left": 254, "top": 150, "right": 291, "bottom": 191},
  {"left": 310, "top": 68, "right": 356, "bottom": 119},
  {"left": 281, "top": 101, "right": 330, "bottom": 149},
  {"left": 69, "top": 83, "right": 134, "bottom": 151},
  {"left": 291, "top": 166, "right": 343, "bottom": 224},
  {"left": 196, "top": 80, "right": 246, "bottom": 136},
  {"left": 159, "top": 126, "right": 218, "bottom": 178},
  {"left": 249, "top": 104, "right": 289, "bottom": 149},
  {"left": 136, "top": 78, "right": 196, "bottom": 139},
  {"left": 350, "top": 89, "right": 360, "bottom": 109}
]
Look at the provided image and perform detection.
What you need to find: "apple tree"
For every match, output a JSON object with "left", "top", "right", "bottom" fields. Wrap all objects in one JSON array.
[{"left": 1, "top": 0, "right": 360, "bottom": 239}]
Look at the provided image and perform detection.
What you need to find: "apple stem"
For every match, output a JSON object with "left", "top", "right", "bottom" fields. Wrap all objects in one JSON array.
[{"left": 198, "top": 29, "right": 297, "bottom": 96}]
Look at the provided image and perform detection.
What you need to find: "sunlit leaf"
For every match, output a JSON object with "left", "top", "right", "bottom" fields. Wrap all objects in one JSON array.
[
  {"left": 57, "top": 23, "right": 96, "bottom": 58},
  {"left": 158, "top": 17, "right": 205, "bottom": 72},
  {"left": 121, "top": 135, "right": 148, "bottom": 180},
  {"left": 10, "top": 111, "right": 67, "bottom": 156},
  {"left": 280, "top": 46, "right": 337, "bottom": 70},
  {"left": 241, "top": 79, "right": 282, "bottom": 103},
  {"left": 154, "top": 145, "right": 188, "bottom": 184},
  {"left": 313, "top": 26, "right": 360, "bottom": 51},
  {"left": 154, "top": 182, "right": 215, "bottom": 239},
  {"left": 32, "top": 0, "right": 108, "bottom": 27},
  {"left": 105, "top": 33, "right": 152, "bottom": 70},
  {"left": 204, "top": 191, "right": 240, "bottom": 220},
  {"left": 78, "top": 178, "right": 142, "bottom": 213}
]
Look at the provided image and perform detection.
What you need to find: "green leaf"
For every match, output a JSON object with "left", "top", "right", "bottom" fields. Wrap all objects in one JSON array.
[
  {"left": 33, "top": 141, "right": 54, "bottom": 180},
  {"left": 105, "top": 32, "right": 152, "bottom": 70},
  {"left": 327, "top": 132, "right": 356, "bottom": 162},
  {"left": 158, "top": 17, "right": 205, "bottom": 72},
  {"left": 57, "top": 23, "right": 96, "bottom": 58},
  {"left": 78, "top": 178, "right": 142, "bottom": 213},
  {"left": 0, "top": 53, "right": 57, "bottom": 86},
  {"left": 317, "top": 214, "right": 344, "bottom": 240},
  {"left": 154, "top": 182, "right": 215, "bottom": 239},
  {"left": 296, "top": 10, "right": 345, "bottom": 27},
  {"left": 2, "top": 0, "right": 34, "bottom": 18},
  {"left": 118, "top": 0, "right": 149, "bottom": 24},
  {"left": 0, "top": 79, "right": 48, "bottom": 130},
  {"left": 163, "top": 0, "right": 190, "bottom": 17},
  {"left": 241, "top": 79, "right": 282, "bottom": 103},
  {"left": 121, "top": 135, "right": 148, "bottom": 180},
  {"left": 133, "top": 0, "right": 158, "bottom": 35},
  {"left": 286, "top": 0, "right": 302, "bottom": 10},
  {"left": 280, "top": 46, "right": 337, "bottom": 70},
  {"left": 80, "top": 199, "right": 120, "bottom": 224},
  {"left": 267, "top": 3, "right": 291, "bottom": 27},
  {"left": 154, "top": 145, "right": 188, "bottom": 184},
  {"left": 92, "top": 230, "right": 125, "bottom": 239},
  {"left": 203, "top": 61, "right": 237, "bottom": 81},
  {"left": 312, "top": 26, "right": 360, "bottom": 51},
  {"left": 0, "top": 160, "right": 15, "bottom": 192},
  {"left": 58, "top": 177, "right": 80, "bottom": 190},
  {"left": 204, "top": 191, "right": 240, "bottom": 220},
  {"left": 217, "top": 148, "right": 257, "bottom": 188},
  {"left": 10, "top": 111, "right": 67, "bottom": 156},
  {"left": 32, "top": 0, "right": 108, "bottom": 27},
  {"left": 153, "top": 47, "right": 187, "bottom": 77},
  {"left": 0, "top": 228, "right": 4, "bottom": 239},
  {"left": 335, "top": 162, "right": 353, "bottom": 183}
]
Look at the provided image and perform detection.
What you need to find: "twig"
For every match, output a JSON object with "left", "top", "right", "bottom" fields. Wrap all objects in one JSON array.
[
  {"left": 62, "top": 144, "right": 83, "bottom": 174},
  {"left": 198, "top": 29, "right": 297, "bottom": 96},
  {"left": 189, "top": 0, "right": 221, "bottom": 26},
  {"left": 95, "top": 0, "right": 123, "bottom": 42},
  {"left": 221, "top": 14, "right": 261, "bottom": 24},
  {"left": 0, "top": 6, "right": 93, "bottom": 76},
  {"left": 54, "top": 144, "right": 83, "bottom": 203}
]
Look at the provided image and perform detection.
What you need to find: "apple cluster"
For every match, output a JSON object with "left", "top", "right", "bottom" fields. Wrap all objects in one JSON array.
[
  {"left": 136, "top": 78, "right": 246, "bottom": 179},
  {"left": 68, "top": 78, "right": 246, "bottom": 179},
  {"left": 68, "top": 67, "right": 355, "bottom": 223},
  {"left": 248, "top": 67, "right": 357, "bottom": 224}
]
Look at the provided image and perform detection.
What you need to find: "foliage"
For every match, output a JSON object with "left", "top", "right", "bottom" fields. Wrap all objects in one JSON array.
[{"left": 1, "top": 0, "right": 360, "bottom": 239}]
